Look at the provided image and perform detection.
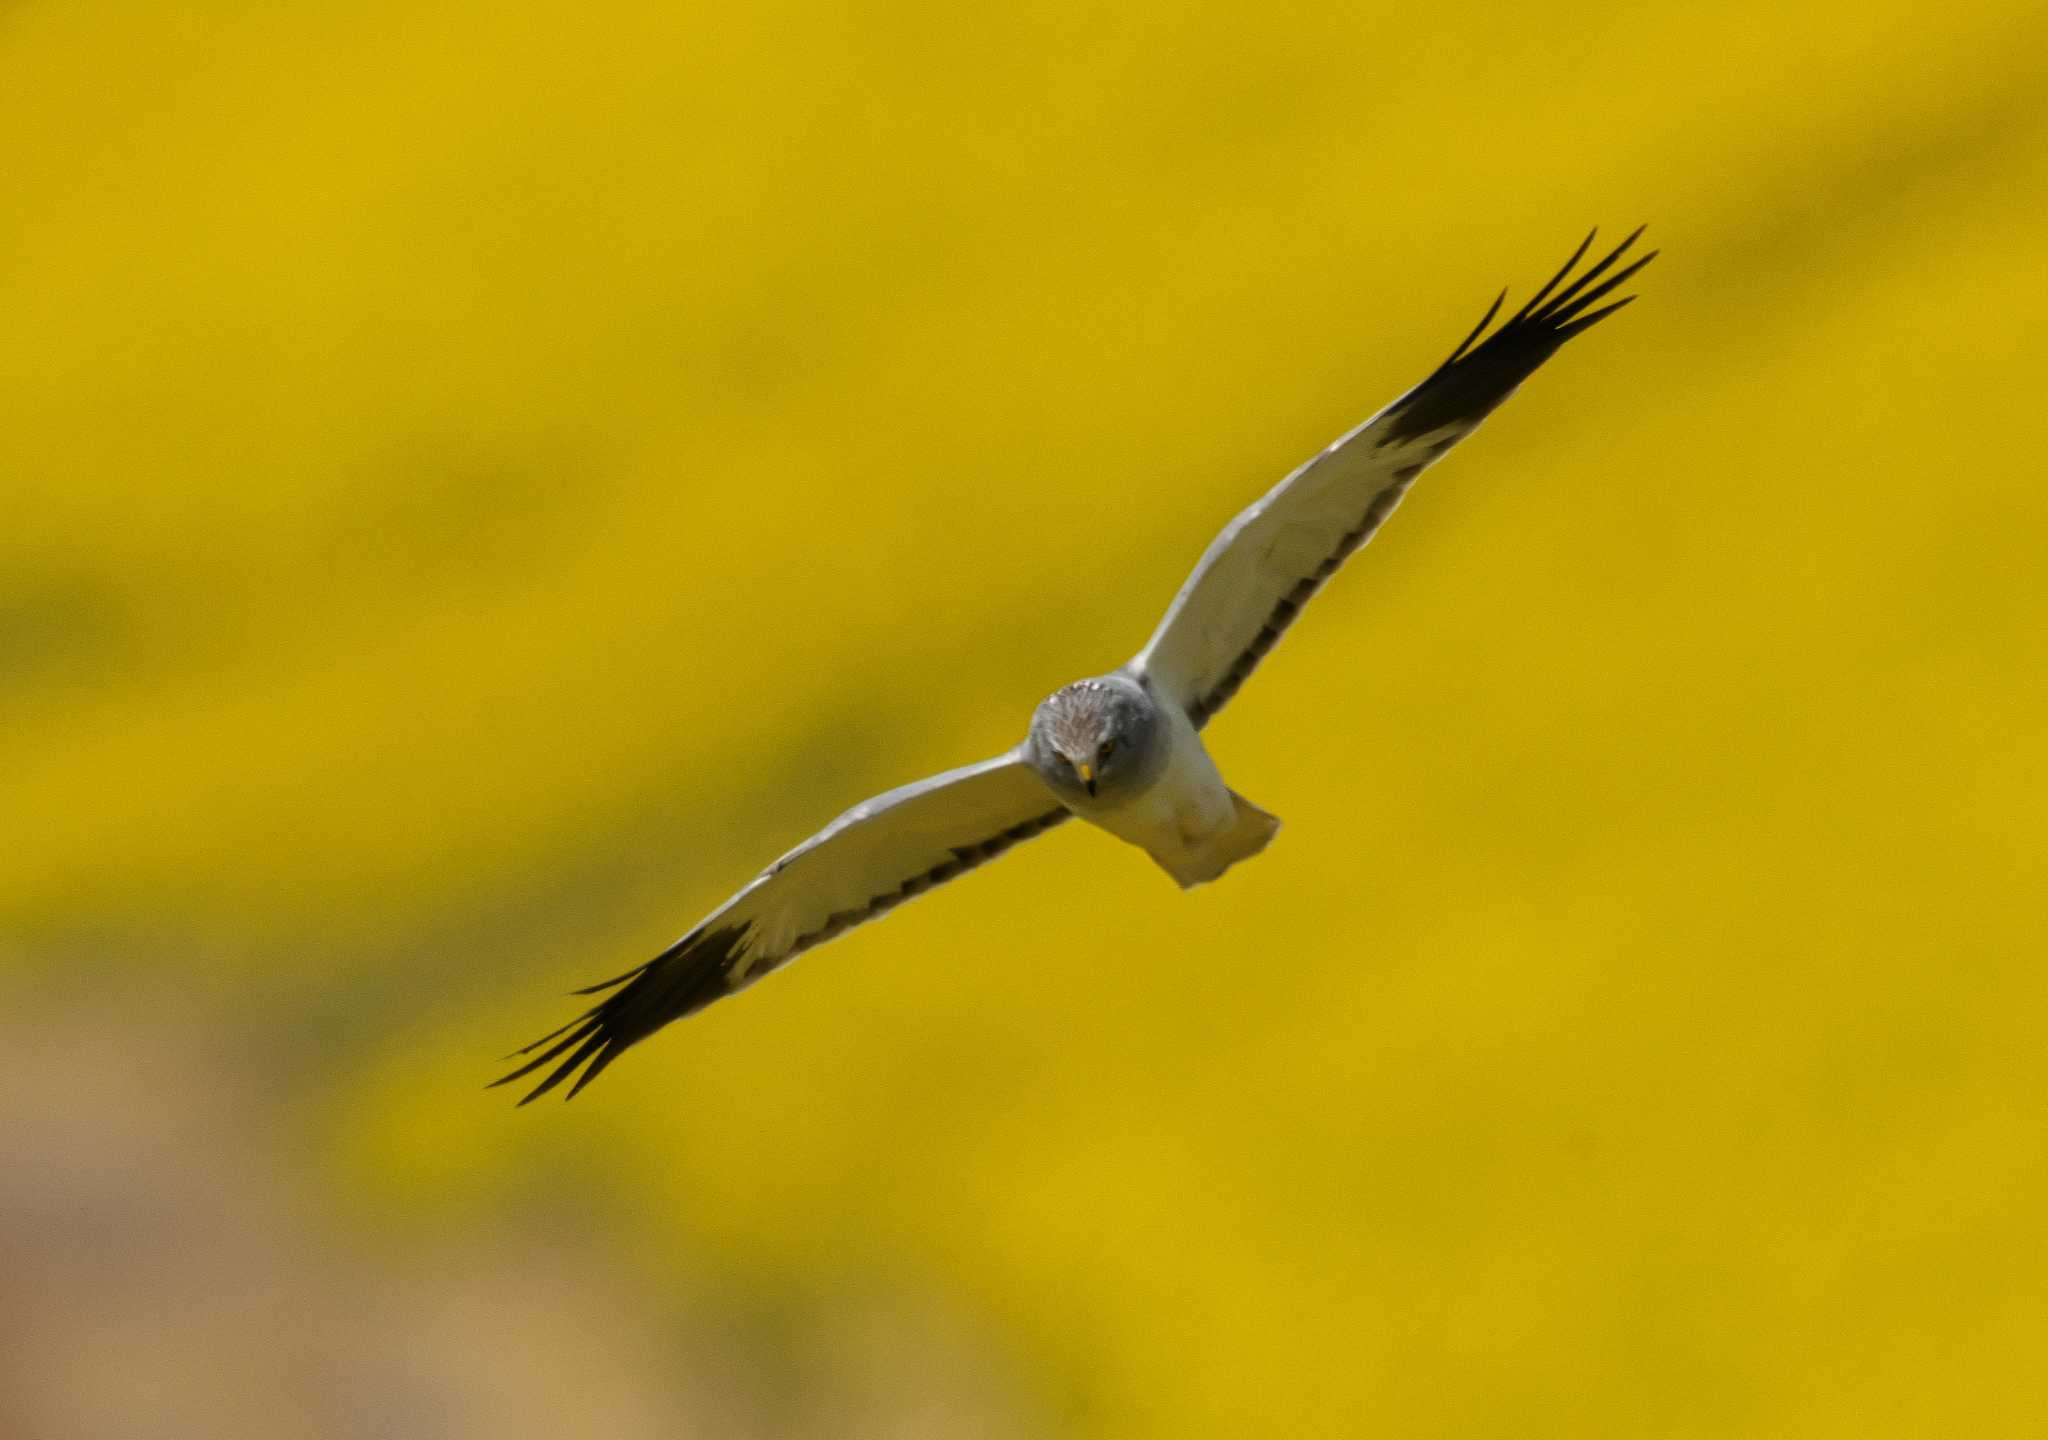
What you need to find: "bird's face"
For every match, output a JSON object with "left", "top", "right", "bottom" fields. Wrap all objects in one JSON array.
[{"left": 1025, "top": 676, "right": 1161, "bottom": 803}]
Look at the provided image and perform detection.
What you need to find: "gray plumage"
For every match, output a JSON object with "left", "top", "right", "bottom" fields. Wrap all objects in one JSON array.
[{"left": 1023, "top": 677, "right": 1166, "bottom": 803}]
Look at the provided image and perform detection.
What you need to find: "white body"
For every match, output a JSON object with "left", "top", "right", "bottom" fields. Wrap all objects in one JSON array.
[{"left": 1066, "top": 682, "right": 1280, "bottom": 888}]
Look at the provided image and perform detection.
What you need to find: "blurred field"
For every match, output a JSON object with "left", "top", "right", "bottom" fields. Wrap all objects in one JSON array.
[{"left": 5, "top": 1, "right": 2047, "bottom": 1435}]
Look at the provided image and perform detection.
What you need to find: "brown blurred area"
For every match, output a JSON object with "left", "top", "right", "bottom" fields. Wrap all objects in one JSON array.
[{"left": 0, "top": 1000, "right": 1034, "bottom": 1438}]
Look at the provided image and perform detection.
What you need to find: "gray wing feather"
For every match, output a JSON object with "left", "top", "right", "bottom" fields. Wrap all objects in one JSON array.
[
  {"left": 496, "top": 751, "right": 1067, "bottom": 1101},
  {"left": 1134, "top": 229, "right": 1654, "bottom": 726}
]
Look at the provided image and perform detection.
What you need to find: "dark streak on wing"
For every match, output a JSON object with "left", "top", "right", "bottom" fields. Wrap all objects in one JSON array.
[
  {"left": 491, "top": 807, "right": 1070, "bottom": 1104},
  {"left": 1184, "top": 228, "right": 1654, "bottom": 730},
  {"left": 784, "top": 806, "right": 1070, "bottom": 953},
  {"left": 1184, "top": 461, "right": 1426, "bottom": 728}
]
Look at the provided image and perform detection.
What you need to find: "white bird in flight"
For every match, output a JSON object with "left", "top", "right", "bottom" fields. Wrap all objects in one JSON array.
[{"left": 498, "top": 228, "right": 1655, "bottom": 1102}]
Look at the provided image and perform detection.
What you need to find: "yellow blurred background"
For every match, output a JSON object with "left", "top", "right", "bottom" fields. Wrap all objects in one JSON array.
[{"left": 4, "top": 1, "right": 2045, "bottom": 1434}]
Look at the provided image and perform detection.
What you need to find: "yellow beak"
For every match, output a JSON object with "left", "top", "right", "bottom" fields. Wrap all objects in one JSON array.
[{"left": 1076, "top": 761, "right": 1095, "bottom": 787}]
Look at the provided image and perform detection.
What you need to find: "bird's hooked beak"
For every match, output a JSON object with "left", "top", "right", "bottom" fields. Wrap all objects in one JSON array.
[{"left": 1076, "top": 760, "right": 1096, "bottom": 797}]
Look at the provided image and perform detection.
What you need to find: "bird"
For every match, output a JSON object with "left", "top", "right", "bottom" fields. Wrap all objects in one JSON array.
[{"left": 495, "top": 227, "right": 1655, "bottom": 1103}]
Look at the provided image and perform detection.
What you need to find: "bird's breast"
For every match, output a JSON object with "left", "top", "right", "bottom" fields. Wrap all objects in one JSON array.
[{"left": 1075, "top": 711, "right": 1234, "bottom": 854}]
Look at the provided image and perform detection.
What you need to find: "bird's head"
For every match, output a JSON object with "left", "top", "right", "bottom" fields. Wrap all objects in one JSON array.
[{"left": 1025, "top": 674, "right": 1162, "bottom": 802}]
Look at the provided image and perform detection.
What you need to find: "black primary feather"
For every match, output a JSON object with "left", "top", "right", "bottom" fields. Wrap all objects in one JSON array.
[
  {"left": 493, "top": 806, "right": 1070, "bottom": 1102},
  {"left": 490, "top": 924, "right": 747, "bottom": 1104},
  {"left": 1379, "top": 226, "right": 1655, "bottom": 447}
]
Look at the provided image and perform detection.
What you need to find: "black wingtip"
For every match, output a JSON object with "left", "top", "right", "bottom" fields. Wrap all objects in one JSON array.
[
  {"left": 1437, "top": 288, "right": 1507, "bottom": 376},
  {"left": 570, "top": 966, "right": 646, "bottom": 997},
  {"left": 1504, "top": 227, "right": 1597, "bottom": 330},
  {"left": 1551, "top": 292, "right": 1637, "bottom": 342},
  {"left": 493, "top": 925, "right": 749, "bottom": 1106},
  {"left": 1380, "top": 226, "right": 1654, "bottom": 447}
]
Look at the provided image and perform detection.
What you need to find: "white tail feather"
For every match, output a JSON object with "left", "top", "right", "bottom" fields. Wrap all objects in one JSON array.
[{"left": 1146, "top": 791, "right": 1280, "bottom": 889}]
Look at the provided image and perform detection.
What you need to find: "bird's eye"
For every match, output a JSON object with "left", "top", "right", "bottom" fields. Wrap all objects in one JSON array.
[{"left": 1098, "top": 739, "right": 1116, "bottom": 761}]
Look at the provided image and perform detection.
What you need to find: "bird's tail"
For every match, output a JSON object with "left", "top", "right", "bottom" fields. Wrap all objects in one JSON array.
[{"left": 1149, "top": 791, "right": 1281, "bottom": 889}]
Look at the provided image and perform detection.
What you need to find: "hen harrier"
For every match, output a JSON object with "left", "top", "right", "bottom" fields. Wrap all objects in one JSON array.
[{"left": 498, "top": 228, "right": 1654, "bottom": 1102}]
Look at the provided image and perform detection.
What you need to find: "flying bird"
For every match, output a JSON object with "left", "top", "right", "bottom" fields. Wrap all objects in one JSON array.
[{"left": 498, "top": 228, "right": 1655, "bottom": 1102}]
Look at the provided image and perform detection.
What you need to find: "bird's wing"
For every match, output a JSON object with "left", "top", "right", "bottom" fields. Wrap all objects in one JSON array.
[
  {"left": 1132, "top": 229, "right": 1654, "bottom": 727},
  {"left": 496, "top": 752, "right": 1068, "bottom": 1102}
]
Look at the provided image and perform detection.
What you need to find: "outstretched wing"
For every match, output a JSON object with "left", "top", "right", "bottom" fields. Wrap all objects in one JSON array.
[
  {"left": 496, "top": 753, "right": 1068, "bottom": 1102},
  {"left": 1133, "top": 229, "right": 1655, "bottom": 727}
]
